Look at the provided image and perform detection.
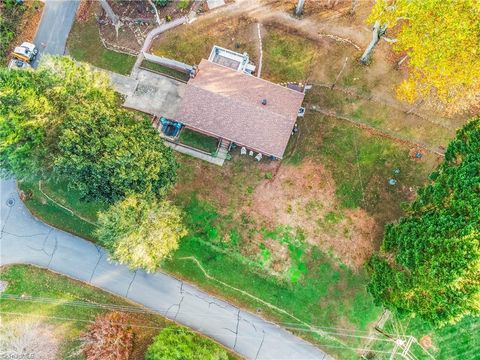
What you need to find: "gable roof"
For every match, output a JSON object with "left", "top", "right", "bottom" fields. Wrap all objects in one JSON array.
[{"left": 178, "top": 59, "right": 304, "bottom": 158}]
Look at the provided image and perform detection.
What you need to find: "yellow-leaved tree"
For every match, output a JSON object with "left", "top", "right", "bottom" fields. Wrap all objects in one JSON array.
[
  {"left": 367, "top": 0, "right": 480, "bottom": 114},
  {"left": 96, "top": 195, "right": 187, "bottom": 272}
]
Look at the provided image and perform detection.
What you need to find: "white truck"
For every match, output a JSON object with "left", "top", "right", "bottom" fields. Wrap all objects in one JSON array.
[{"left": 12, "top": 42, "right": 38, "bottom": 63}]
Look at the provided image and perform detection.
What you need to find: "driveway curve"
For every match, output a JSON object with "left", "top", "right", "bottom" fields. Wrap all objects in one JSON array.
[
  {"left": 0, "top": 179, "right": 330, "bottom": 360},
  {"left": 32, "top": 0, "right": 80, "bottom": 67}
]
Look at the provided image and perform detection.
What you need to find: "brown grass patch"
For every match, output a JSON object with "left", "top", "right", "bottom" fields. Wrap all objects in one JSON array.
[{"left": 250, "top": 160, "right": 378, "bottom": 267}]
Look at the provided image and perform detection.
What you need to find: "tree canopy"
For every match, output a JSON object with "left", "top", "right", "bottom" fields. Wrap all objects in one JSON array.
[
  {"left": 0, "top": 56, "right": 177, "bottom": 202},
  {"left": 146, "top": 325, "right": 229, "bottom": 360},
  {"left": 369, "top": 0, "right": 480, "bottom": 114},
  {"left": 367, "top": 117, "right": 480, "bottom": 326},
  {"left": 96, "top": 195, "right": 187, "bottom": 272}
]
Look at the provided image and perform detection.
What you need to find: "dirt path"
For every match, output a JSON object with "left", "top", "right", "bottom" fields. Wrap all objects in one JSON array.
[{"left": 201, "top": 0, "right": 369, "bottom": 50}]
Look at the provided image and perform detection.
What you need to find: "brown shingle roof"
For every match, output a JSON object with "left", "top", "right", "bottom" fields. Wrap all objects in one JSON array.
[{"left": 178, "top": 59, "right": 304, "bottom": 158}]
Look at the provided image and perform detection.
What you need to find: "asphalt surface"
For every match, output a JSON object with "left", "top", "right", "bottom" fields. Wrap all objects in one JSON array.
[
  {"left": 0, "top": 180, "right": 331, "bottom": 360},
  {"left": 32, "top": 0, "right": 80, "bottom": 66}
]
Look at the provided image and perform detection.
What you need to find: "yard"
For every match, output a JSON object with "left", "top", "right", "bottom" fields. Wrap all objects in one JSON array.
[
  {"left": 0, "top": 265, "right": 238, "bottom": 359},
  {"left": 67, "top": 3, "right": 136, "bottom": 75},
  {"left": 150, "top": 15, "right": 258, "bottom": 66},
  {"left": 16, "top": 3, "right": 478, "bottom": 359},
  {"left": 18, "top": 111, "right": 453, "bottom": 359}
]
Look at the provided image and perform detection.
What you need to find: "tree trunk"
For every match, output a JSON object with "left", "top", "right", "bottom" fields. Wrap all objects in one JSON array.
[
  {"left": 349, "top": 0, "right": 358, "bottom": 15},
  {"left": 295, "top": 0, "right": 305, "bottom": 16},
  {"left": 360, "top": 21, "right": 387, "bottom": 64},
  {"left": 99, "top": 0, "right": 122, "bottom": 37}
]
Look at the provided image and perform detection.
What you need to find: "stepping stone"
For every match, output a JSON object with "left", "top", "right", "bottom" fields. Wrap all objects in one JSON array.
[{"left": 207, "top": 0, "right": 225, "bottom": 10}]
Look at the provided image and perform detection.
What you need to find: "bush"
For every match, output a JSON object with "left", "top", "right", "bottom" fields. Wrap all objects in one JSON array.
[
  {"left": 79, "top": 312, "right": 134, "bottom": 360},
  {"left": 153, "top": 0, "right": 170, "bottom": 7},
  {"left": 146, "top": 325, "right": 228, "bottom": 360},
  {"left": 176, "top": 0, "right": 190, "bottom": 10}
]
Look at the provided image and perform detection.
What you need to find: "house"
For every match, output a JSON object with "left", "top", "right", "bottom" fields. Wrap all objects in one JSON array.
[{"left": 175, "top": 52, "right": 305, "bottom": 159}]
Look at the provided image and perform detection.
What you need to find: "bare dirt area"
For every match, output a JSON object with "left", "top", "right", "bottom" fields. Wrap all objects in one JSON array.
[
  {"left": 97, "top": 1, "right": 157, "bottom": 54},
  {"left": 250, "top": 160, "right": 378, "bottom": 267}
]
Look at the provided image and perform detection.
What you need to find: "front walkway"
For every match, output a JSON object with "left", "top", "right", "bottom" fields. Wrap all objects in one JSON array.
[{"left": 0, "top": 179, "right": 330, "bottom": 360}]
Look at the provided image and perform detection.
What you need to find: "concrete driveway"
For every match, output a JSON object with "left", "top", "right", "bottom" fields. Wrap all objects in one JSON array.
[
  {"left": 0, "top": 179, "right": 331, "bottom": 360},
  {"left": 33, "top": 0, "right": 80, "bottom": 66},
  {"left": 123, "top": 69, "right": 186, "bottom": 120}
]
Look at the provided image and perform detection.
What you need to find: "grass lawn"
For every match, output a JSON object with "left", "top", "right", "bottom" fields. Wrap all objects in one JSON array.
[
  {"left": 262, "top": 26, "right": 320, "bottom": 83},
  {"left": 305, "top": 86, "right": 455, "bottom": 150},
  {"left": 67, "top": 8, "right": 136, "bottom": 75},
  {"left": 18, "top": 177, "right": 106, "bottom": 241},
  {"left": 150, "top": 15, "right": 257, "bottom": 65},
  {"left": 140, "top": 60, "right": 191, "bottom": 82},
  {"left": 285, "top": 111, "right": 440, "bottom": 223},
  {"left": 178, "top": 128, "right": 219, "bottom": 154}
]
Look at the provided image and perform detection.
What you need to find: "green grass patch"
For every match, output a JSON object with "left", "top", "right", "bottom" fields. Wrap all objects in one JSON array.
[
  {"left": 176, "top": 0, "right": 190, "bottom": 10},
  {"left": 306, "top": 86, "right": 455, "bottom": 149},
  {"left": 163, "top": 195, "right": 381, "bottom": 359},
  {"left": 262, "top": 27, "right": 319, "bottom": 83},
  {"left": 179, "top": 128, "right": 218, "bottom": 154},
  {"left": 140, "top": 60, "right": 191, "bottom": 82},
  {"left": 67, "top": 11, "right": 136, "bottom": 75},
  {"left": 285, "top": 112, "right": 440, "bottom": 223},
  {"left": 18, "top": 176, "right": 105, "bottom": 241}
]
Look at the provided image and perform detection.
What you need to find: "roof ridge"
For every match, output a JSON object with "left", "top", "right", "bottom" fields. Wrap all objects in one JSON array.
[{"left": 187, "top": 83, "right": 293, "bottom": 126}]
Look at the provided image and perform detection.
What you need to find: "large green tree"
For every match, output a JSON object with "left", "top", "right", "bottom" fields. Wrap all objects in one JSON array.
[
  {"left": 146, "top": 325, "right": 229, "bottom": 360},
  {"left": 96, "top": 195, "right": 187, "bottom": 272},
  {"left": 0, "top": 56, "right": 177, "bottom": 202},
  {"left": 367, "top": 117, "right": 480, "bottom": 326},
  {"left": 367, "top": 0, "right": 480, "bottom": 114},
  {"left": 54, "top": 97, "right": 176, "bottom": 202}
]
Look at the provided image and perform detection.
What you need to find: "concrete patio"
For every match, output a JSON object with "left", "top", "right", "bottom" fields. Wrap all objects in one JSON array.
[{"left": 123, "top": 69, "right": 186, "bottom": 119}]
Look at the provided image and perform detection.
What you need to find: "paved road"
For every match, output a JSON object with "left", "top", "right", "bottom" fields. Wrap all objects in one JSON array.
[
  {"left": 0, "top": 180, "right": 330, "bottom": 360},
  {"left": 32, "top": 0, "right": 80, "bottom": 67}
]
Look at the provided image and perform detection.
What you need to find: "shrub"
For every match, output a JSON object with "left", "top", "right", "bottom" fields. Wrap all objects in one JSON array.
[
  {"left": 146, "top": 325, "right": 229, "bottom": 360},
  {"left": 153, "top": 0, "right": 170, "bottom": 7},
  {"left": 176, "top": 0, "right": 190, "bottom": 10},
  {"left": 79, "top": 312, "right": 134, "bottom": 360}
]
